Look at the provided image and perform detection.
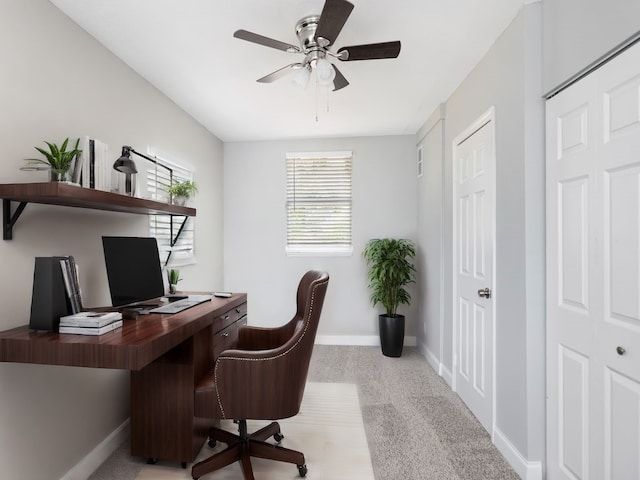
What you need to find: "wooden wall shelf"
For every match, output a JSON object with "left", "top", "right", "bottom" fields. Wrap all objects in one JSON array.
[{"left": 0, "top": 182, "right": 196, "bottom": 239}]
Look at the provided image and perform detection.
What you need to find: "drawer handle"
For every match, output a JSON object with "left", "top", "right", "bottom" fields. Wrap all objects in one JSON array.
[
  {"left": 223, "top": 315, "right": 229, "bottom": 320},
  {"left": 235, "top": 308, "right": 241, "bottom": 314},
  {"left": 221, "top": 332, "right": 230, "bottom": 338}
]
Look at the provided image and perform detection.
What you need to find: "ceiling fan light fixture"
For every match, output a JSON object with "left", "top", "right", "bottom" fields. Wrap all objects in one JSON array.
[
  {"left": 292, "top": 66, "right": 311, "bottom": 88},
  {"left": 315, "top": 57, "right": 335, "bottom": 87}
]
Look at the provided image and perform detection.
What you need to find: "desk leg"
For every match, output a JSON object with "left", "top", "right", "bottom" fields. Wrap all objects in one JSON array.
[{"left": 130, "top": 333, "right": 214, "bottom": 464}]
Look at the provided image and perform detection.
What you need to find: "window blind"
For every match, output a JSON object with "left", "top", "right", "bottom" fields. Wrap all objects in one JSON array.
[
  {"left": 146, "top": 156, "right": 195, "bottom": 266},
  {"left": 286, "top": 151, "right": 352, "bottom": 255}
]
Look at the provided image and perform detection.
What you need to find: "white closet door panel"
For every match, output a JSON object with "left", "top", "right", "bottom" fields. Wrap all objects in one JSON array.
[
  {"left": 606, "top": 166, "right": 640, "bottom": 323},
  {"left": 604, "top": 369, "right": 640, "bottom": 480},
  {"left": 547, "top": 41, "right": 640, "bottom": 480},
  {"left": 558, "top": 345, "right": 590, "bottom": 480},
  {"left": 558, "top": 177, "right": 589, "bottom": 312}
]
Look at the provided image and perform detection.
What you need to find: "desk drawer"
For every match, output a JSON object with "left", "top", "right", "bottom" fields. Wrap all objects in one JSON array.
[
  {"left": 214, "top": 302, "right": 247, "bottom": 333},
  {"left": 212, "top": 315, "right": 247, "bottom": 360}
]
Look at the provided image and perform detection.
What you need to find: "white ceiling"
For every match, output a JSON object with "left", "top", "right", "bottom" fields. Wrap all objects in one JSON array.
[{"left": 50, "top": 0, "right": 524, "bottom": 142}]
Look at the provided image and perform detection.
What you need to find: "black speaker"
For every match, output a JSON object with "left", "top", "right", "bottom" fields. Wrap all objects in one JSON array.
[{"left": 29, "top": 257, "right": 71, "bottom": 332}]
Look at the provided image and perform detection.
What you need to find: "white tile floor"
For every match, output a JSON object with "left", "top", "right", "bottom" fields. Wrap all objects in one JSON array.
[{"left": 135, "top": 383, "right": 375, "bottom": 480}]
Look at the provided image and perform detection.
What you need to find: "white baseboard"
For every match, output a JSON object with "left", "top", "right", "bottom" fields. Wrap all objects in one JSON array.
[
  {"left": 315, "top": 335, "right": 417, "bottom": 347},
  {"left": 440, "top": 363, "right": 453, "bottom": 388},
  {"left": 416, "top": 341, "right": 453, "bottom": 387},
  {"left": 493, "top": 427, "right": 543, "bottom": 480},
  {"left": 418, "top": 342, "right": 441, "bottom": 371},
  {"left": 60, "top": 419, "right": 130, "bottom": 480}
]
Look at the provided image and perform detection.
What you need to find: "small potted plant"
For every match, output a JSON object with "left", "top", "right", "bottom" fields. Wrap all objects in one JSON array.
[
  {"left": 167, "top": 180, "right": 198, "bottom": 206},
  {"left": 363, "top": 238, "right": 416, "bottom": 357},
  {"left": 24, "top": 138, "right": 82, "bottom": 182},
  {"left": 167, "top": 268, "right": 181, "bottom": 294}
]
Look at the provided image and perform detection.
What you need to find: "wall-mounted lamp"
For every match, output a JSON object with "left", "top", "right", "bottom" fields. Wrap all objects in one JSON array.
[{"left": 113, "top": 145, "right": 165, "bottom": 196}]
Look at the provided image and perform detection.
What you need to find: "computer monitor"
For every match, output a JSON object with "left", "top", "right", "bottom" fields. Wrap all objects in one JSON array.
[{"left": 102, "top": 236, "right": 165, "bottom": 307}]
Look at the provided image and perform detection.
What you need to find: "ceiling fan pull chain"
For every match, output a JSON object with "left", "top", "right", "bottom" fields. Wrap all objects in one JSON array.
[{"left": 316, "top": 76, "right": 320, "bottom": 122}]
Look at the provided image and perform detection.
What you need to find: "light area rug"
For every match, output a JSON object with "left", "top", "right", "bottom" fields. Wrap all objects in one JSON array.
[{"left": 135, "top": 382, "right": 374, "bottom": 480}]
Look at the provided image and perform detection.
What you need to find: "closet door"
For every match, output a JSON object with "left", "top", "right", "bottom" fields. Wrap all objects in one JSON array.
[{"left": 546, "top": 42, "right": 640, "bottom": 480}]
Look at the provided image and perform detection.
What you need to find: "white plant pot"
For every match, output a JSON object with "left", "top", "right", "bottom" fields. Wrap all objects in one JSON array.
[{"left": 173, "top": 195, "right": 187, "bottom": 206}]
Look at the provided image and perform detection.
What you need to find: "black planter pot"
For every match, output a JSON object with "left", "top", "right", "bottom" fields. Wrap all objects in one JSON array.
[{"left": 378, "top": 314, "right": 405, "bottom": 357}]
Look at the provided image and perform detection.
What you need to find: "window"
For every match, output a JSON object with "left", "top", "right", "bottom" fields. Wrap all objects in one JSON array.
[
  {"left": 145, "top": 154, "right": 196, "bottom": 266},
  {"left": 286, "top": 151, "right": 352, "bottom": 255}
]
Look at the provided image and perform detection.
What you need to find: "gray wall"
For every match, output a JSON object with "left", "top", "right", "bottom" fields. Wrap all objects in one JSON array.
[
  {"left": 416, "top": 3, "right": 546, "bottom": 470},
  {"left": 416, "top": 106, "right": 445, "bottom": 371},
  {"left": 223, "top": 137, "right": 418, "bottom": 342},
  {"left": 0, "top": 1, "right": 224, "bottom": 478},
  {"left": 543, "top": 0, "right": 640, "bottom": 94}
]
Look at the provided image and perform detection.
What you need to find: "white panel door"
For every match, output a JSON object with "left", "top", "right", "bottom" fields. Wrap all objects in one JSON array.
[
  {"left": 547, "top": 41, "right": 640, "bottom": 480},
  {"left": 453, "top": 108, "right": 495, "bottom": 434}
]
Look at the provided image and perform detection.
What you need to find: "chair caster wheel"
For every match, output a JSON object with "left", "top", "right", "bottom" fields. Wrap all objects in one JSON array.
[
  {"left": 147, "top": 458, "right": 158, "bottom": 464},
  {"left": 274, "top": 431, "right": 284, "bottom": 443},
  {"left": 208, "top": 438, "right": 216, "bottom": 448},
  {"left": 181, "top": 462, "right": 187, "bottom": 469},
  {"left": 297, "top": 464, "right": 308, "bottom": 477}
]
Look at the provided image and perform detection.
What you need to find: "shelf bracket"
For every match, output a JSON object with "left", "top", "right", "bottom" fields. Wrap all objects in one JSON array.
[
  {"left": 164, "top": 215, "right": 189, "bottom": 267},
  {"left": 3, "top": 199, "right": 28, "bottom": 240}
]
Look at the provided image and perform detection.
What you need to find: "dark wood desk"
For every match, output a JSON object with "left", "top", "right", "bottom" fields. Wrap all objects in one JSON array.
[{"left": 0, "top": 293, "right": 247, "bottom": 465}]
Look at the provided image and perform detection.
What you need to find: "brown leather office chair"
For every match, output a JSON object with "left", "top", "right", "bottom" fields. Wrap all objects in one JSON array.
[{"left": 192, "top": 270, "right": 329, "bottom": 480}]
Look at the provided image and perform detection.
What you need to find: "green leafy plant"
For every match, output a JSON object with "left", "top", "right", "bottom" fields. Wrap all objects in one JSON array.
[
  {"left": 167, "top": 269, "right": 182, "bottom": 294},
  {"left": 167, "top": 180, "right": 198, "bottom": 199},
  {"left": 25, "top": 138, "right": 82, "bottom": 173},
  {"left": 363, "top": 238, "right": 416, "bottom": 317},
  {"left": 167, "top": 269, "right": 181, "bottom": 285}
]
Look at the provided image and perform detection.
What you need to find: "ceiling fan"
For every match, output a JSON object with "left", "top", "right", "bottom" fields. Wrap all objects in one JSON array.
[{"left": 233, "top": 0, "right": 401, "bottom": 91}]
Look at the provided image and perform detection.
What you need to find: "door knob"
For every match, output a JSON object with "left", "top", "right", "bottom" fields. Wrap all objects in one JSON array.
[
  {"left": 617, "top": 346, "right": 626, "bottom": 355},
  {"left": 477, "top": 288, "right": 492, "bottom": 298}
]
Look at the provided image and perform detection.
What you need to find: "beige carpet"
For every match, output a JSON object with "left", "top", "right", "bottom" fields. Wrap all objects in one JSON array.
[{"left": 135, "top": 383, "right": 374, "bottom": 479}]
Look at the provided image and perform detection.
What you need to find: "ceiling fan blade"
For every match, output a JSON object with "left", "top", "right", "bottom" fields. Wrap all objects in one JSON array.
[
  {"left": 337, "top": 41, "right": 401, "bottom": 61},
  {"left": 257, "top": 63, "right": 304, "bottom": 83},
  {"left": 234, "top": 29, "right": 300, "bottom": 53},
  {"left": 332, "top": 64, "right": 349, "bottom": 91},
  {"left": 314, "top": 0, "right": 354, "bottom": 47}
]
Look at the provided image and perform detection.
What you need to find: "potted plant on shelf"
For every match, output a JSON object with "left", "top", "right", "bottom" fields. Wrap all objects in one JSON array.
[
  {"left": 167, "top": 268, "right": 181, "bottom": 294},
  {"left": 167, "top": 180, "right": 198, "bottom": 206},
  {"left": 24, "top": 138, "right": 82, "bottom": 182},
  {"left": 363, "top": 238, "right": 416, "bottom": 357}
]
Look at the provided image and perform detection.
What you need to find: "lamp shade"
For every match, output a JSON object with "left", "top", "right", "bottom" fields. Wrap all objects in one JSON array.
[
  {"left": 113, "top": 146, "right": 138, "bottom": 174},
  {"left": 292, "top": 66, "right": 311, "bottom": 88},
  {"left": 316, "top": 58, "right": 336, "bottom": 87}
]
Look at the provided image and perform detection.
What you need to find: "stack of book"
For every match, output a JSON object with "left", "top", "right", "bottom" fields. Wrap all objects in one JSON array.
[
  {"left": 78, "top": 136, "right": 112, "bottom": 191},
  {"left": 59, "top": 256, "right": 83, "bottom": 314},
  {"left": 58, "top": 311, "right": 123, "bottom": 335}
]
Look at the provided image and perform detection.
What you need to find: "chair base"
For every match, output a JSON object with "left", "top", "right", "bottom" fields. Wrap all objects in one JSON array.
[{"left": 191, "top": 420, "right": 307, "bottom": 480}]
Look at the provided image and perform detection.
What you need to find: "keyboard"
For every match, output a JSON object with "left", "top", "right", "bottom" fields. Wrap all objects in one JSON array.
[{"left": 148, "top": 295, "right": 212, "bottom": 314}]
